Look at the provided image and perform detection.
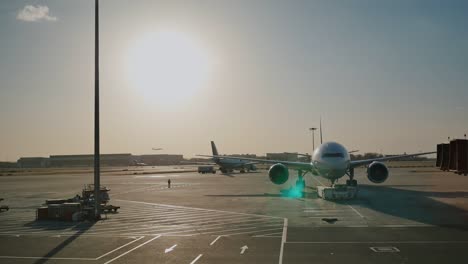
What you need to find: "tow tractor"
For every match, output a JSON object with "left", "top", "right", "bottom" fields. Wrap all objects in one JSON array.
[
  {"left": 81, "top": 184, "right": 120, "bottom": 213},
  {"left": 36, "top": 184, "right": 119, "bottom": 221}
]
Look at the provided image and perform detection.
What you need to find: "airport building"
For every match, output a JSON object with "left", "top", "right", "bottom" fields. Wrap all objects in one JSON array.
[
  {"left": 49, "top": 154, "right": 133, "bottom": 167},
  {"left": 0, "top": 161, "right": 20, "bottom": 168},
  {"left": 17, "top": 157, "right": 49, "bottom": 168},
  {"left": 16, "top": 153, "right": 185, "bottom": 168},
  {"left": 266, "top": 152, "right": 299, "bottom": 161},
  {"left": 136, "top": 154, "right": 184, "bottom": 166},
  {"left": 230, "top": 154, "right": 257, "bottom": 158}
]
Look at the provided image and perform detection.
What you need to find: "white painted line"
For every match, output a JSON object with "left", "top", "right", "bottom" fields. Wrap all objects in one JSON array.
[
  {"left": 0, "top": 236, "right": 146, "bottom": 261},
  {"left": 96, "top": 236, "right": 144, "bottom": 260},
  {"left": 278, "top": 218, "right": 288, "bottom": 264},
  {"left": 0, "top": 256, "right": 94, "bottom": 260},
  {"left": 370, "top": 246, "right": 400, "bottom": 253},
  {"left": 254, "top": 232, "right": 283, "bottom": 237},
  {"left": 217, "top": 227, "right": 284, "bottom": 237},
  {"left": 103, "top": 235, "right": 161, "bottom": 264},
  {"left": 240, "top": 245, "right": 248, "bottom": 254},
  {"left": 178, "top": 226, "right": 257, "bottom": 236},
  {"left": 346, "top": 203, "right": 365, "bottom": 218},
  {"left": 165, "top": 244, "right": 177, "bottom": 253},
  {"left": 190, "top": 254, "right": 203, "bottom": 264},
  {"left": 117, "top": 199, "right": 283, "bottom": 219},
  {"left": 210, "top": 235, "right": 222, "bottom": 246},
  {"left": 311, "top": 176, "right": 326, "bottom": 186},
  {"left": 286, "top": 241, "right": 468, "bottom": 244}
]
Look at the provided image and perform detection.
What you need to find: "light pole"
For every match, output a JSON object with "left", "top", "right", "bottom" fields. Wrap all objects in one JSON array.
[
  {"left": 309, "top": 127, "right": 317, "bottom": 151},
  {"left": 93, "top": 0, "right": 101, "bottom": 220}
]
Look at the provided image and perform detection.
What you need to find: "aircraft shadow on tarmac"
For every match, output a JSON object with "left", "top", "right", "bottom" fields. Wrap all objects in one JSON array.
[
  {"left": 344, "top": 184, "right": 468, "bottom": 229},
  {"left": 22, "top": 220, "right": 96, "bottom": 264},
  {"left": 206, "top": 184, "right": 468, "bottom": 228},
  {"left": 205, "top": 188, "right": 319, "bottom": 199}
]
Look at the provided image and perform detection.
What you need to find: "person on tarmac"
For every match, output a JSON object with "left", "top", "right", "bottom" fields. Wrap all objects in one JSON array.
[{"left": 168, "top": 179, "right": 171, "bottom": 188}]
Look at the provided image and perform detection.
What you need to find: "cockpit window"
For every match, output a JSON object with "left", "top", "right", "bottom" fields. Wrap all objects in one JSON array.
[{"left": 322, "top": 153, "right": 344, "bottom": 158}]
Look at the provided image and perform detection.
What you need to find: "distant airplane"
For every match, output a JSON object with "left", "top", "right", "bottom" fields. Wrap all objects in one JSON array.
[
  {"left": 132, "top": 160, "right": 148, "bottom": 166},
  {"left": 200, "top": 121, "right": 434, "bottom": 189},
  {"left": 193, "top": 141, "right": 257, "bottom": 173}
]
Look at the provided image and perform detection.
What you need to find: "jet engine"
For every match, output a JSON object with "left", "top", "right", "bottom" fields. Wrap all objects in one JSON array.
[
  {"left": 367, "top": 162, "right": 389, "bottom": 183},
  {"left": 268, "top": 163, "right": 289, "bottom": 185}
]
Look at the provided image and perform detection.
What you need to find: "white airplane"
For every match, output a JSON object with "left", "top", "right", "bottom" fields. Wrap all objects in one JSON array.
[
  {"left": 195, "top": 141, "right": 257, "bottom": 173},
  {"left": 132, "top": 160, "right": 148, "bottom": 166},
  {"left": 200, "top": 123, "right": 435, "bottom": 189}
]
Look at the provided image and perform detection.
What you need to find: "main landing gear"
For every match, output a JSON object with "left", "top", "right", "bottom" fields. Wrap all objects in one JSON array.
[
  {"left": 345, "top": 168, "right": 357, "bottom": 187},
  {"left": 295, "top": 170, "right": 307, "bottom": 190}
]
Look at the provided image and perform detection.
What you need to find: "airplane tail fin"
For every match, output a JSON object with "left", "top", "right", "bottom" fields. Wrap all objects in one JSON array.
[
  {"left": 320, "top": 117, "right": 323, "bottom": 144},
  {"left": 211, "top": 141, "right": 219, "bottom": 156}
]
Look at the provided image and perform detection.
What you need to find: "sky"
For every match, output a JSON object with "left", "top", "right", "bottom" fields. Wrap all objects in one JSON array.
[{"left": 0, "top": 0, "right": 467, "bottom": 161}]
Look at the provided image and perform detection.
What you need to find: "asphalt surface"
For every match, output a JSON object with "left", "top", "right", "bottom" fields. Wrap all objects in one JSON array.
[{"left": 0, "top": 165, "right": 467, "bottom": 263}]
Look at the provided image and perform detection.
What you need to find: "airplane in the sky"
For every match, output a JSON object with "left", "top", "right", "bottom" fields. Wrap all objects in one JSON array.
[
  {"left": 193, "top": 141, "right": 257, "bottom": 173},
  {"left": 199, "top": 123, "right": 435, "bottom": 189}
]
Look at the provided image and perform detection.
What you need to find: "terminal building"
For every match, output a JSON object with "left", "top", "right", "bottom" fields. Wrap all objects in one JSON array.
[
  {"left": 49, "top": 154, "right": 133, "bottom": 167},
  {"left": 266, "top": 152, "right": 299, "bottom": 161},
  {"left": 16, "top": 153, "right": 184, "bottom": 168},
  {"left": 17, "top": 157, "right": 50, "bottom": 168},
  {"left": 135, "top": 154, "right": 184, "bottom": 166}
]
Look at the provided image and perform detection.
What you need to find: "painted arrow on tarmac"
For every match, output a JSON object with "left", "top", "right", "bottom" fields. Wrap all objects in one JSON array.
[
  {"left": 240, "top": 245, "right": 248, "bottom": 254},
  {"left": 165, "top": 244, "right": 177, "bottom": 253}
]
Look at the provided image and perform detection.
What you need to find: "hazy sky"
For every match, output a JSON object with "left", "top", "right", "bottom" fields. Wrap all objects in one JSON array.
[{"left": 1, "top": 0, "right": 467, "bottom": 161}]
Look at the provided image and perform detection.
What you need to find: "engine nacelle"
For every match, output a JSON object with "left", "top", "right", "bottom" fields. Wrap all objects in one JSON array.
[
  {"left": 268, "top": 163, "right": 289, "bottom": 185},
  {"left": 367, "top": 162, "right": 389, "bottom": 184}
]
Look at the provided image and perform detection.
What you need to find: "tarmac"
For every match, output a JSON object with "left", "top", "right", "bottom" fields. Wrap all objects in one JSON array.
[{"left": 0, "top": 165, "right": 467, "bottom": 263}]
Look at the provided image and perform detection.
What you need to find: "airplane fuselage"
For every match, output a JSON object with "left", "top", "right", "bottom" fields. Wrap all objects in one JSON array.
[
  {"left": 311, "top": 141, "right": 351, "bottom": 181},
  {"left": 215, "top": 158, "right": 255, "bottom": 170}
]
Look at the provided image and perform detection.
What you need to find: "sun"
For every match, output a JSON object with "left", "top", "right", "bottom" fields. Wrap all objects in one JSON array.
[{"left": 127, "top": 30, "right": 214, "bottom": 106}]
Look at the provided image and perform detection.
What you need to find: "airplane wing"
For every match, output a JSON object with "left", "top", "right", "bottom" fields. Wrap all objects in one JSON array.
[
  {"left": 197, "top": 155, "right": 314, "bottom": 170},
  {"left": 350, "top": 151, "right": 436, "bottom": 168},
  {"left": 180, "top": 160, "right": 216, "bottom": 165}
]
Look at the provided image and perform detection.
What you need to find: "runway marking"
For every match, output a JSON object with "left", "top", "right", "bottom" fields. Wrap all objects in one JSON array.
[
  {"left": 370, "top": 246, "right": 400, "bottom": 253},
  {"left": 0, "top": 256, "right": 95, "bottom": 260},
  {"left": 278, "top": 218, "right": 288, "bottom": 264},
  {"left": 240, "top": 245, "right": 248, "bottom": 254},
  {"left": 103, "top": 235, "right": 161, "bottom": 264},
  {"left": 116, "top": 199, "right": 284, "bottom": 219},
  {"left": 346, "top": 203, "right": 365, "bottom": 218},
  {"left": 254, "top": 232, "right": 282, "bottom": 237},
  {"left": 286, "top": 241, "right": 468, "bottom": 244},
  {"left": 96, "top": 236, "right": 144, "bottom": 260},
  {"left": 309, "top": 176, "right": 366, "bottom": 219},
  {"left": 310, "top": 176, "right": 326, "bottom": 186},
  {"left": 0, "top": 200, "right": 283, "bottom": 237},
  {"left": 216, "top": 227, "right": 284, "bottom": 237},
  {"left": 164, "top": 244, "right": 177, "bottom": 253},
  {"left": 112, "top": 183, "right": 194, "bottom": 196},
  {"left": 190, "top": 254, "right": 203, "bottom": 264},
  {"left": 0, "top": 236, "right": 145, "bottom": 261},
  {"left": 210, "top": 235, "right": 222, "bottom": 246}
]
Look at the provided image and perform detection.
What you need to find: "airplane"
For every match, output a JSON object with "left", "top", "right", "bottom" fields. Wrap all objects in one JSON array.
[
  {"left": 199, "top": 122, "right": 435, "bottom": 190},
  {"left": 192, "top": 141, "right": 257, "bottom": 173},
  {"left": 132, "top": 160, "right": 148, "bottom": 166}
]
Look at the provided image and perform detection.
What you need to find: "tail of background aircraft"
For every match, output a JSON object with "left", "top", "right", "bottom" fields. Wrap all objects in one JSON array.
[{"left": 211, "top": 141, "right": 219, "bottom": 156}]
